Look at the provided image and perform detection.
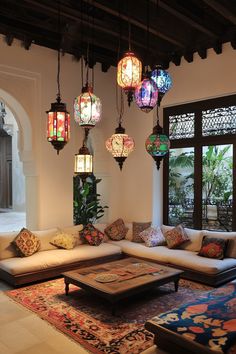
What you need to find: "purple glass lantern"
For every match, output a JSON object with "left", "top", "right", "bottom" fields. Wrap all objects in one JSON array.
[{"left": 134, "top": 78, "right": 158, "bottom": 113}]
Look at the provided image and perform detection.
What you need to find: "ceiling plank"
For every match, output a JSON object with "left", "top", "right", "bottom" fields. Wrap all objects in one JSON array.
[
  {"left": 202, "top": 0, "right": 236, "bottom": 25},
  {"left": 83, "top": 0, "right": 185, "bottom": 48}
]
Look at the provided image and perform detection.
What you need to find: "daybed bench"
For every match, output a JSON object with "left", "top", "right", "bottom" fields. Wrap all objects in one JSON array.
[
  {"left": 145, "top": 280, "right": 236, "bottom": 354},
  {"left": 0, "top": 222, "right": 236, "bottom": 287}
]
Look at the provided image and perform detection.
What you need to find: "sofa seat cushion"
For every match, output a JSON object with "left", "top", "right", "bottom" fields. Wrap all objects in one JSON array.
[
  {"left": 108, "top": 240, "right": 236, "bottom": 275},
  {"left": 0, "top": 243, "right": 122, "bottom": 276},
  {"left": 108, "top": 240, "right": 172, "bottom": 263},
  {"left": 0, "top": 231, "right": 19, "bottom": 260}
]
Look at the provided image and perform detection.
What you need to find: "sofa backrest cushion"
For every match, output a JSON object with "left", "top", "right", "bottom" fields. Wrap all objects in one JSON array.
[
  {"left": 33, "top": 228, "right": 59, "bottom": 251},
  {"left": 204, "top": 230, "right": 236, "bottom": 258},
  {"left": 0, "top": 231, "right": 18, "bottom": 260},
  {"left": 161, "top": 225, "right": 204, "bottom": 252}
]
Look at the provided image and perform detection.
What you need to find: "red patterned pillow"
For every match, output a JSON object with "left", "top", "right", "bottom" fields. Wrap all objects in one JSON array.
[
  {"left": 198, "top": 236, "right": 228, "bottom": 260},
  {"left": 164, "top": 224, "right": 189, "bottom": 249},
  {"left": 81, "top": 224, "right": 104, "bottom": 246},
  {"left": 12, "top": 228, "right": 40, "bottom": 257},
  {"left": 104, "top": 219, "right": 128, "bottom": 241}
]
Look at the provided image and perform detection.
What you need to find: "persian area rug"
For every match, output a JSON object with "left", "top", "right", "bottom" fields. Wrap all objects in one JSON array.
[{"left": 6, "top": 278, "right": 211, "bottom": 354}]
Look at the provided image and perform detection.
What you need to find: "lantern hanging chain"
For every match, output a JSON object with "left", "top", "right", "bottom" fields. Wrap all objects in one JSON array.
[
  {"left": 145, "top": 0, "right": 150, "bottom": 73},
  {"left": 56, "top": 0, "right": 61, "bottom": 101},
  {"left": 156, "top": 104, "right": 160, "bottom": 125},
  {"left": 80, "top": 0, "right": 84, "bottom": 88},
  {"left": 85, "top": 0, "right": 90, "bottom": 86},
  {"left": 116, "top": 0, "right": 124, "bottom": 126},
  {"left": 92, "top": 0, "right": 95, "bottom": 89},
  {"left": 128, "top": 0, "right": 131, "bottom": 52}
]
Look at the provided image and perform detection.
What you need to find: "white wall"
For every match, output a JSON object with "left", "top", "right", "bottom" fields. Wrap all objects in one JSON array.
[{"left": 0, "top": 35, "right": 154, "bottom": 229}]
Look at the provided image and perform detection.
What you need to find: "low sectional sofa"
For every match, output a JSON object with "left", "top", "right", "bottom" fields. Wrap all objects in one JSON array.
[{"left": 0, "top": 222, "right": 236, "bottom": 287}]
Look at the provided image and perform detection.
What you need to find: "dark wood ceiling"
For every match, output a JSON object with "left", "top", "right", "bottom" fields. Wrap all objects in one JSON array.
[{"left": 1, "top": 0, "right": 236, "bottom": 72}]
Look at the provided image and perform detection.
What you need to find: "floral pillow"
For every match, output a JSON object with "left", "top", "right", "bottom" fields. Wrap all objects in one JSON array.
[
  {"left": 139, "top": 226, "right": 166, "bottom": 247},
  {"left": 104, "top": 218, "right": 128, "bottom": 241},
  {"left": 12, "top": 228, "right": 41, "bottom": 257},
  {"left": 50, "top": 233, "right": 76, "bottom": 250},
  {"left": 81, "top": 224, "right": 104, "bottom": 246},
  {"left": 164, "top": 224, "right": 189, "bottom": 249},
  {"left": 132, "top": 222, "right": 151, "bottom": 243},
  {"left": 198, "top": 236, "right": 228, "bottom": 260}
]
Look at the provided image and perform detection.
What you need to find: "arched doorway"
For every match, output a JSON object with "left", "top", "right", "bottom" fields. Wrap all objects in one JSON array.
[{"left": 0, "top": 88, "right": 38, "bottom": 230}]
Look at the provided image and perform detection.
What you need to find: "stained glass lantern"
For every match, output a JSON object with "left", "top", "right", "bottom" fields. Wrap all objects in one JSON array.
[
  {"left": 105, "top": 124, "right": 135, "bottom": 170},
  {"left": 74, "top": 84, "right": 102, "bottom": 129},
  {"left": 74, "top": 144, "right": 93, "bottom": 182},
  {"left": 46, "top": 96, "right": 70, "bottom": 155},
  {"left": 117, "top": 52, "right": 142, "bottom": 106},
  {"left": 151, "top": 68, "right": 172, "bottom": 105},
  {"left": 145, "top": 122, "right": 170, "bottom": 170},
  {"left": 135, "top": 78, "right": 158, "bottom": 113}
]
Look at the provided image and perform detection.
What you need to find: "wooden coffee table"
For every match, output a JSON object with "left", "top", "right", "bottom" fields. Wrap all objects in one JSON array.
[{"left": 63, "top": 257, "right": 183, "bottom": 315}]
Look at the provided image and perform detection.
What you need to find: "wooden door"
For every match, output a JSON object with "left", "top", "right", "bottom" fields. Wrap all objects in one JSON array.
[{"left": 0, "top": 134, "right": 12, "bottom": 208}]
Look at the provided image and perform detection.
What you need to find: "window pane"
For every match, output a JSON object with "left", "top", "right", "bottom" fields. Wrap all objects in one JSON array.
[
  {"left": 202, "top": 106, "right": 236, "bottom": 136},
  {"left": 202, "top": 145, "right": 233, "bottom": 231},
  {"left": 168, "top": 148, "right": 194, "bottom": 227},
  {"left": 169, "top": 112, "right": 195, "bottom": 140}
]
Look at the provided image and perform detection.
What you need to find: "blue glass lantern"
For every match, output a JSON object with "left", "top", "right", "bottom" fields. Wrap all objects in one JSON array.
[
  {"left": 151, "top": 68, "right": 172, "bottom": 94},
  {"left": 134, "top": 78, "right": 158, "bottom": 113}
]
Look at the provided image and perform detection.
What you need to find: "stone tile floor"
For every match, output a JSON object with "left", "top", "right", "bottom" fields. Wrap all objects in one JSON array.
[{"left": 0, "top": 209, "right": 26, "bottom": 232}]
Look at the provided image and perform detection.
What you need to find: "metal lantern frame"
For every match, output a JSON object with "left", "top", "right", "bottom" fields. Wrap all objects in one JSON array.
[
  {"left": 74, "top": 129, "right": 93, "bottom": 182},
  {"left": 134, "top": 76, "right": 158, "bottom": 113}
]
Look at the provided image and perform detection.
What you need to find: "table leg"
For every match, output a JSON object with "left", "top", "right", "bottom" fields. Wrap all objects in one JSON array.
[
  {"left": 65, "top": 282, "right": 69, "bottom": 295},
  {"left": 174, "top": 278, "right": 179, "bottom": 292},
  {"left": 111, "top": 303, "right": 116, "bottom": 316}
]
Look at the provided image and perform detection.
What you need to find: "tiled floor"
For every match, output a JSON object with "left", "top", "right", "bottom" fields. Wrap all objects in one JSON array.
[{"left": 0, "top": 279, "right": 166, "bottom": 354}]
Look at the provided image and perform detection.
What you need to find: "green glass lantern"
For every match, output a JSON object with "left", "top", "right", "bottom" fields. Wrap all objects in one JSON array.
[{"left": 145, "top": 122, "right": 170, "bottom": 169}]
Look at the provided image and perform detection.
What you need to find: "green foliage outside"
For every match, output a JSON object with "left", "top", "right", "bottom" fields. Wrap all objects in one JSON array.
[{"left": 73, "top": 177, "right": 108, "bottom": 227}]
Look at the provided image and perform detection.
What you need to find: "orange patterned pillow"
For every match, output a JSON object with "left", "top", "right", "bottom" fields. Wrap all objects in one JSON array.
[
  {"left": 164, "top": 224, "right": 189, "bottom": 249},
  {"left": 12, "top": 228, "right": 40, "bottom": 257}
]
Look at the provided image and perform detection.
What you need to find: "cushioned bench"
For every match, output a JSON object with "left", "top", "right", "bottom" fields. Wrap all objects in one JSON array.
[{"left": 145, "top": 280, "right": 236, "bottom": 354}]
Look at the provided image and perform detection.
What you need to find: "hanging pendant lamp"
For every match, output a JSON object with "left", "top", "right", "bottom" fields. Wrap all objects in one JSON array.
[
  {"left": 74, "top": 129, "right": 93, "bottom": 182},
  {"left": 145, "top": 107, "right": 170, "bottom": 170},
  {"left": 106, "top": 123, "right": 135, "bottom": 170},
  {"left": 151, "top": 66, "right": 172, "bottom": 105},
  {"left": 74, "top": 82, "right": 102, "bottom": 129},
  {"left": 134, "top": 77, "right": 158, "bottom": 113},
  {"left": 46, "top": 4, "right": 70, "bottom": 155},
  {"left": 117, "top": 52, "right": 142, "bottom": 106}
]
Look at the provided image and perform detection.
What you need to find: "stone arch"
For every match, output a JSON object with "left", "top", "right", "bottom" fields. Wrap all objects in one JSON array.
[{"left": 0, "top": 88, "right": 38, "bottom": 229}]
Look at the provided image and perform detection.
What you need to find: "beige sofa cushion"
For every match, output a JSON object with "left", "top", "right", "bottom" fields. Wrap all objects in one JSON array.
[
  {"left": 0, "top": 243, "right": 122, "bottom": 275},
  {"left": 204, "top": 230, "right": 236, "bottom": 258},
  {"left": 60, "top": 225, "right": 84, "bottom": 245},
  {"left": 161, "top": 225, "right": 203, "bottom": 252},
  {"left": 0, "top": 231, "right": 18, "bottom": 260},
  {"left": 33, "top": 228, "right": 59, "bottom": 251}
]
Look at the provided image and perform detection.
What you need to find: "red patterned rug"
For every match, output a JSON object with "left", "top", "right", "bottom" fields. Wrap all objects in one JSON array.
[{"left": 6, "top": 278, "right": 211, "bottom": 354}]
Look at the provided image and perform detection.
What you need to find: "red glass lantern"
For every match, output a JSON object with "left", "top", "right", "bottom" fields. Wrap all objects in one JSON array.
[
  {"left": 46, "top": 96, "right": 70, "bottom": 155},
  {"left": 117, "top": 52, "right": 142, "bottom": 106}
]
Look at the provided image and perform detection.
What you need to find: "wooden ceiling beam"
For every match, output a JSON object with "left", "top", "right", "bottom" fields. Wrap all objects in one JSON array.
[
  {"left": 154, "top": 0, "right": 218, "bottom": 37},
  {"left": 197, "top": 47, "right": 207, "bottom": 59},
  {"left": 82, "top": 0, "right": 185, "bottom": 48},
  {"left": 202, "top": 0, "right": 236, "bottom": 25},
  {"left": 4, "top": 33, "right": 14, "bottom": 46}
]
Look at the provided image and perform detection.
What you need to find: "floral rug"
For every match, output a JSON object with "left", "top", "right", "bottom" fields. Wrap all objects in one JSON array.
[{"left": 6, "top": 278, "right": 212, "bottom": 354}]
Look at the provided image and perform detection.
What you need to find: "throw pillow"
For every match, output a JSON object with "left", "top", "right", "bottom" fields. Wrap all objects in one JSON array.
[
  {"left": 12, "top": 228, "right": 41, "bottom": 257},
  {"left": 50, "top": 233, "right": 76, "bottom": 250},
  {"left": 198, "top": 236, "right": 228, "bottom": 260},
  {"left": 164, "top": 224, "right": 190, "bottom": 249},
  {"left": 139, "top": 226, "right": 166, "bottom": 247},
  {"left": 81, "top": 224, "right": 104, "bottom": 246},
  {"left": 104, "top": 218, "right": 128, "bottom": 241},
  {"left": 132, "top": 222, "right": 151, "bottom": 243}
]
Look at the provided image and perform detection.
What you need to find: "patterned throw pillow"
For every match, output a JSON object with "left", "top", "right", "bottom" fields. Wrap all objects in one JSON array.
[
  {"left": 50, "top": 233, "right": 76, "bottom": 250},
  {"left": 132, "top": 222, "right": 151, "bottom": 243},
  {"left": 198, "top": 236, "right": 228, "bottom": 260},
  {"left": 12, "top": 228, "right": 41, "bottom": 257},
  {"left": 104, "top": 219, "right": 128, "bottom": 241},
  {"left": 164, "top": 224, "right": 190, "bottom": 249},
  {"left": 81, "top": 224, "right": 104, "bottom": 246},
  {"left": 139, "top": 226, "right": 166, "bottom": 247}
]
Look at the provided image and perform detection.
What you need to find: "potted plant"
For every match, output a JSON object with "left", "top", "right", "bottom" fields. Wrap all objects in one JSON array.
[{"left": 73, "top": 177, "right": 108, "bottom": 227}]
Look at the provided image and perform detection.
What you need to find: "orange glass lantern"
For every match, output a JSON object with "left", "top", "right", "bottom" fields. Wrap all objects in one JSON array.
[
  {"left": 117, "top": 52, "right": 142, "bottom": 106},
  {"left": 46, "top": 96, "right": 70, "bottom": 155}
]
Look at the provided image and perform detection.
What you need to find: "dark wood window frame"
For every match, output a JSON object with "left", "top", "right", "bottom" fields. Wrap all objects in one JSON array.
[{"left": 163, "top": 94, "right": 236, "bottom": 230}]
